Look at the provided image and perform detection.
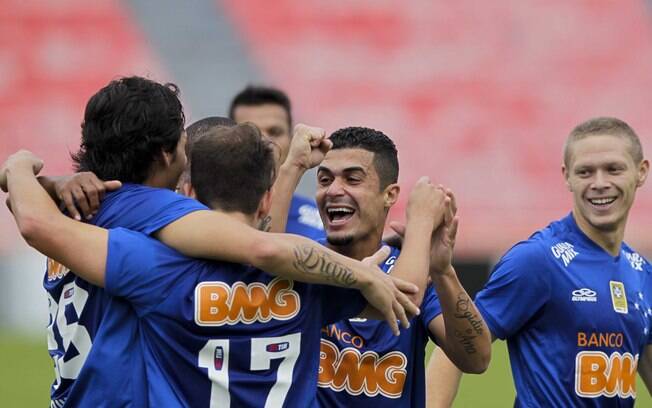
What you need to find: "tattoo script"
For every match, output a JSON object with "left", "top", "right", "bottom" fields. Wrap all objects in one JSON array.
[
  {"left": 455, "top": 329, "right": 477, "bottom": 354},
  {"left": 293, "top": 245, "right": 357, "bottom": 286},
  {"left": 454, "top": 293, "right": 484, "bottom": 336}
]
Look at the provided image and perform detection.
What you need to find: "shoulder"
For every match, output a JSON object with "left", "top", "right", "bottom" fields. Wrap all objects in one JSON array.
[{"left": 621, "top": 242, "right": 651, "bottom": 274}]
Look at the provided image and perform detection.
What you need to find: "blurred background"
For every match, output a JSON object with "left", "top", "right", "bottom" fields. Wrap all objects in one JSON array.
[{"left": 2, "top": 0, "right": 652, "bottom": 405}]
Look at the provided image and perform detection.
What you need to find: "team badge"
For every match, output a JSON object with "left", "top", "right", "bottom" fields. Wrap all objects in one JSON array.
[{"left": 609, "top": 281, "right": 628, "bottom": 314}]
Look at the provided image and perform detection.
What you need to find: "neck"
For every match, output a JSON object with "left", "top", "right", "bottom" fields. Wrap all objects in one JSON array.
[
  {"left": 208, "top": 207, "right": 256, "bottom": 227},
  {"left": 571, "top": 209, "right": 625, "bottom": 256},
  {"left": 327, "top": 229, "right": 384, "bottom": 261}
]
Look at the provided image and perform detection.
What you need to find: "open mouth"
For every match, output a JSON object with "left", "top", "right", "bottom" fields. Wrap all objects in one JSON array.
[
  {"left": 326, "top": 206, "right": 356, "bottom": 225},
  {"left": 587, "top": 197, "right": 617, "bottom": 208}
]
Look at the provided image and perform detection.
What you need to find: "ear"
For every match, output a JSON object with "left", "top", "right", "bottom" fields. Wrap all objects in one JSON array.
[
  {"left": 181, "top": 181, "right": 196, "bottom": 198},
  {"left": 257, "top": 189, "right": 273, "bottom": 221},
  {"left": 383, "top": 183, "right": 400, "bottom": 209},
  {"left": 562, "top": 164, "right": 572, "bottom": 191},
  {"left": 636, "top": 159, "right": 650, "bottom": 188}
]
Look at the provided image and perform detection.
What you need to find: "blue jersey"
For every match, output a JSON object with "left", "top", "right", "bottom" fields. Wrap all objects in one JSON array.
[
  {"left": 286, "top": 194, "right": 324, "bottom": 240},
  {"left": 476, "top": 213, "right": 652, "bottom": 407},
  {"left": 316, "top": 245, "right": 442, "bottom": 407},
  {"left": 44, "top": 184, "right": 207, "bottom": 407},
  {"left": 104, "top": 227, "right": 367, "bottom": 407}
]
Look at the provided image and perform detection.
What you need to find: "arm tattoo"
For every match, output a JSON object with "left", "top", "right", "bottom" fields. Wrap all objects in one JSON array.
[
  {"left": 258, "top": 215, "right": 272, "bottom": 232},
  {"left": 292, "top": 244, "right": 357, "bottom": 286},
  {"left": 454, "top": 292, "right": 484, "bottom": 336},
  {"left": 454, "top": 329, "right": 477, "bottom": 354}
]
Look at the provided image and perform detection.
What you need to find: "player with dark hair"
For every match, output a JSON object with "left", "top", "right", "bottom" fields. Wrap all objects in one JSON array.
[
  {"left": 21, "top": 76, "right": 419, "bottom": 407},
  {"left": 428, "top": 117, "right": 652, "bottom": 406},
  {"left": 1, "top": 122, "right": 445, "bottom": 406},
  {"left": 229, "top": 85, "right": 325, "bottom": 239},
  {"left": 295, "top": 126, "right": 491, "bottom": 407}
]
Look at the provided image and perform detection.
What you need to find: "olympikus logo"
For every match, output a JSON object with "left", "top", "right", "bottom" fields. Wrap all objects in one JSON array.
[
  {"left": 551, "top": 242, "right": 579, "bottom": 267},
  {"left": 572, "top": 288, "right": 597, "bottom": 302},
  {"left": 194, "top": 277, "right": 300, "bottom": 326}
]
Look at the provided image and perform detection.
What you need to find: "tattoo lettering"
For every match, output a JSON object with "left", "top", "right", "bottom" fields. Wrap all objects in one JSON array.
[
  {"left": 258, "top": 215, "right": 272, "bottom": 232},
  {"left": 454, "top": 293, "right": 484, "bottom": 335},
  {"left": 293, "top": 245, "right": 357, "bottom": 286},
  {"left": 455, "top": 329, "right": 477, "bottom": 354}
]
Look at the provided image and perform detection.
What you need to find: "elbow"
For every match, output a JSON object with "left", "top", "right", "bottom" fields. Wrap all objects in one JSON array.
[
  {"left": 17, "top": 214, "right": 48, "bottom": 249},
  {"left": 249, "top": 233, "right": 285, "bottom": 269},
  {"left": 459, "top": 348, "right": 491, "bottom": 374}
]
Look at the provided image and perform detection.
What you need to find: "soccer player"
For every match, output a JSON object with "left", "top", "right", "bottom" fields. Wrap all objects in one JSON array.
[
  {"left": 305, "top": 127, "right": 491, "bottom": 407},
  {"left": 1, "top": 123, "right": 445, "bottom": 406},
  {"left": 13, "top": 76, "right": 417, "bottom": 406},
  {"left": 426, "top": 117, "right": 652, "bottom": 406},
  {"left": 229, "top": 85, "right": 325, "bottom": 238}
]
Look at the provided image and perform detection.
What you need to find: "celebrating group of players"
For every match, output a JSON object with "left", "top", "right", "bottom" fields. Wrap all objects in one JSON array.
[{"left": 0, "top": 76, "right": 651, "bottom": 407}]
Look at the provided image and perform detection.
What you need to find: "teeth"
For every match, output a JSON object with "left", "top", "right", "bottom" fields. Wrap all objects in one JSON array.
[
  {"left": 589, "top": 197, "right": 616, "bottom": 205},
  {"left": 327, "top": 207, "right": 354, "bottom": 215}
]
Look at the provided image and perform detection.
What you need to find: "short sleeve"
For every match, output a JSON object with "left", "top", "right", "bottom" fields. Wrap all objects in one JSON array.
[
  {"left": 419, "top": 285, "right": 442, "bottom": 343},
  {"left": 319, "top": 285, "right": 367, "bottom": 325},
  {"left": 104, "top": 228, "right": 186, "bottom": 315},
  {"left": 475, "top": 240, "right": 552, "bottom": 340},
  {"left": 93, "top": 185, "right": 208, "bottom": 235}
]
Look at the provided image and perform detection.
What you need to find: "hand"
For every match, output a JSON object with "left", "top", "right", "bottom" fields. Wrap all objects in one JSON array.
[
  {"left": 358, "top": 246, "right": 420, "bottom": 335},
  {"left": 430, "top": 195, "right": 459, "bottom": 274},
  {"left": 406, "top": 177, "right": 448, "bottom": 229},
  {"left": 55, "top": 172, "right": 122, "bottom": 221},
  {"left": 0, "top": 150, "right": 44, "bottom": 192},
  {"left": 285, "top": 124, "right": 332, "bottom": 171}
]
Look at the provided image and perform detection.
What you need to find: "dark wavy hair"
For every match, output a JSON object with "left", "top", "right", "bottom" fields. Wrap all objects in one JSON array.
[
  {"left": 72, "top": 76, "right": 185, "bottom": 183},
  {"left": 329, "top": 127, "right": 399, "bottom": 190}
]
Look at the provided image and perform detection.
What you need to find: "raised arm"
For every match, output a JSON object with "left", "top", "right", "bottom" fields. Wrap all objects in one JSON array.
[
  {"left": 267, "top": 124, "right": 331, "bottom": 232},
  {"left": 427, "top": 200, "right": 491, "bottom": 373},
  {"left": 2, "top": 151, "right": 108, "bottom": 286}
]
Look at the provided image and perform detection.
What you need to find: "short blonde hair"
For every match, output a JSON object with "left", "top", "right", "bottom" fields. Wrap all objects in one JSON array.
[{"left": 564, "top": 117, "right": 644, "bottom": 166}]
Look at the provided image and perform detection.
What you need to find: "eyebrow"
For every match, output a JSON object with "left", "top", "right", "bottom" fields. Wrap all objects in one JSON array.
[{"left": 317, "top": 166, "right": 367, "bottom": 174}]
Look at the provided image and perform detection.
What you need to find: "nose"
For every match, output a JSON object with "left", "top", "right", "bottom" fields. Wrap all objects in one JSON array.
[
  {"left": 591, "top": 170, "right": 611, "bottom": 191},
  {"left": 325, "top": 178, "right": 346, "bottom": 197}
]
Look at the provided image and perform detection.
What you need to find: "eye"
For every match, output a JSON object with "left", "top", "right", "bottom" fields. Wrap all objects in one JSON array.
[
  {"left": 347, "top": 177, "right": 362, "bottom": 184},
  {"left": 575, "top": 168, "right": 591, "bottom": 178},
  {"left": 318, "top": 175, "right": 332, "bottom": 186},
  {"left": 608, "top": 165, "right": 625, "bottom": 174},
  {"left": 267, "top": 127, "right": 285, "bottom": 137}
]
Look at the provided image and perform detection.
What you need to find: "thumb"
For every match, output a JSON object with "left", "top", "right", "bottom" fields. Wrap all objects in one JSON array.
[
  {"left": 362, "top": 245, "right": 391, "bottom": 266},
  {"left": 103, "top": 180, "right": 122, "bottom": 191}
]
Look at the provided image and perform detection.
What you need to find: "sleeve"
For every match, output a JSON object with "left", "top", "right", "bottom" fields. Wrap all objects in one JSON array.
[
  {"left": 319, "top": 285, "right": 367, "bottom": 325},
  {"left": 474, "top": 240, "right": 552, "bottom": 340},
  {"left": 419, "top": 285, "right": 443, "bottom": 344},
  {"left": 104, "top": 227, "right": 185, "bottom": 315},
  {"left": 95, "top": 187, "right": 208, "bottom": 235}
]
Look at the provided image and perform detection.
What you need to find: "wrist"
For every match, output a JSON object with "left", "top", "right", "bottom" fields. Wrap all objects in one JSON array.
[
  {"left": 279, "top": 161, "right": 307, "bottom": 180},
  {"left": 430, "top": 264, "right": 456, "bottom": 281}
]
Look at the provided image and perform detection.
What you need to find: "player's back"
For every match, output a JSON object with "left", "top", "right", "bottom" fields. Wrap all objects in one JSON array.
[
  {"left": 45, "top": 183, "right": 206, "bottom": 407},
  {"left": 104, "top": 227, "right": 366, "bottom": 407}
]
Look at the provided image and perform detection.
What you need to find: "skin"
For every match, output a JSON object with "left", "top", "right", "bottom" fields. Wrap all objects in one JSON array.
[
  {"left": 426, "top": 132, "right": 652, "bottom": 403},
  {"left": 232, "top": 104, "right": 292, "bottom": 165},
  {"left": 316, "top": 147, "right": 491, "bottom": 374}
]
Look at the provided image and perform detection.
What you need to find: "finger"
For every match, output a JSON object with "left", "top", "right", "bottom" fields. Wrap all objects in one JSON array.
[
  {"left": 319, "top": 139, "right": 332, "bottom": 154},
  {"left": 446, "top": 188, "right": 457, "bottom": 215},
  {"left": 394, "top": 299, "right": 410, "bottom": 330},
  {"left": 72, "top": 187, "right": 91, "bottom": 220},
  {"left": 388, "top": 221, "right": 406, "bottom": 238},
  {"left": 384, "top": 306, "right": 400, "bottom": 336},
  {"left": 60, "top": 191, "right": 81, "bottom": 221},
  {"left": 362, "top": 245, "right": 391, "bottom": 266},
  {"left": 443, "top": 197, "right": 453, "bottom": 226},
  {"left": 390, "top": 276, "right": 418, "bottom": 294},
  {"left": 397, "top": 289, "right": 421, "bottom": 318},
  {"left": 81, "top": 182, "right": 101, "bottom": 219},
  {"left": 448, "top": 216, "right": 460, "bottom": 241},
  {"left": 103, "top": 180, "right": 122, "bottom": 192}
]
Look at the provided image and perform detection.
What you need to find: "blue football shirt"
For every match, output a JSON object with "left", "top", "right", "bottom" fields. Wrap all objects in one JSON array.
[
  {"left": 286, "top": 194, "right": 324, "bottom": 240},
  {"left": 44, "top": 183, "right": 207, "bottom": 407},
  {"left": 104, "top": 227, "right": 367, "bottom": 407},
  {"left": 316, "top": 245, "right": 443, "bottom": 407},
  {"left": 476, "top": 213, "right": 652, "bottom": 407}
]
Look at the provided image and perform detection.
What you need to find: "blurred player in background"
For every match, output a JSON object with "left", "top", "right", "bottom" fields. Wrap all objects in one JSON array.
[
  {"left": 1, "top": 122, "right": 443, "bottom": 406},
  {"left": 427, "top": 117, "right": 652, "bottom": 406},
  {"left": 16, "top": 76, "right": 418, "bottom": 407},
  {"left": 308, "top": 127, "right": 491, "bottom": 407},
  {"left": 229, "top": 85, "right": 325, "bottom": 239}
]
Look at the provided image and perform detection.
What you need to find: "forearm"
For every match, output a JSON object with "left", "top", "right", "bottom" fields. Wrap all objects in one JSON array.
[
  {"left": 432, "top": 266, "right": 491, "bottom": 373},
  {"left": 639, "top": 346, "right": 652, "bottom": 394},
  {"left": 426, "top": 347, "right": 463, "bottom": 408},
  {"left": 36, "top": 175, "right": 64, "bottom": 202},
  {"left": 156, "top": 212, "right": 371, "bottom": 289},
  {"left": 7, "top": 166, "right": 107, "bottom": 285},
  {"left": 390, "top": 216, "right": 435, "bottom": 305},
  {"left": 268, "top": 164, "right": 305, "bottom": 232}
]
